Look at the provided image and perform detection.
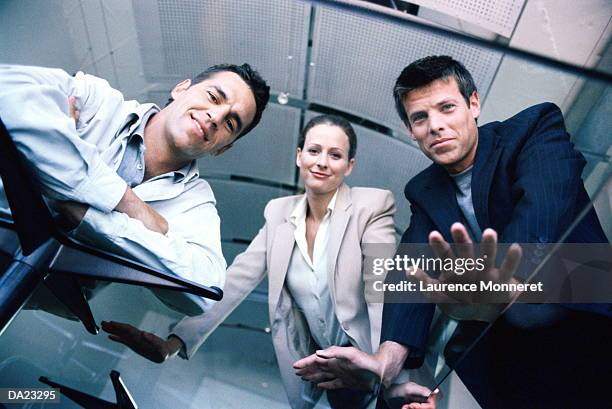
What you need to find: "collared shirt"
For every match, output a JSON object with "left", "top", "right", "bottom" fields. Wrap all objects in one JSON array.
[
  {"left": 0, "top": 65, "right": 226, "bottom": 309},
  {"left": 285, "top": 190, "right": 349, "bottom": 349},
  {"left": 115, "top": 108, "right": 157, "bottom": 188},
  {"left": 450, "top": 165, "right": 482, "bottom": 241}
]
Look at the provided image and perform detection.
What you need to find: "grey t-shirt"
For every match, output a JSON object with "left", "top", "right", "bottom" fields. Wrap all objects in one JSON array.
[{"left": 450, "top": 166, "right": 482, "bottom": 241}]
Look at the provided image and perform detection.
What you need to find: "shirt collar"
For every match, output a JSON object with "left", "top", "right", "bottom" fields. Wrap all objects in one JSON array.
[
  {"left": 118, "top": 103, "right": 159, "bottom": 139},
  {"left": 174, "top": 160, "right": 200, "bottom": 183},
  {"left": 450, "top": 165, "right": 473, "bottom": 190},
  {"left": 290, "top": 189, "right": 339, "bottom": 226},
  {"left": 130, "top": 105, "right": 158, "bottom": 140},
  {"left": 122, "top": 104, "right": 199, "bottom": 185},
  {"left": 144, "top": 159, "right": 199, "bottom": 184},
  {"left": 449, "top": 164, "right": 473, "bottom": 178}
]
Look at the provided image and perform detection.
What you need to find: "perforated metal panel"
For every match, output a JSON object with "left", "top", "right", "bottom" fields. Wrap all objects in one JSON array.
[
  {"left": 345, "top": 124, "right": 431, "bottom": 230},
  {"left": 209, "top": 179, "right": 295, "bottom": 241},
  {"left": 133, "top": 0, "right": 310, "bottom": 95},
  {"left": 198, "top": 104, "right": 301, "bottom": 185},
  {"left": 411, "top": 0, "right": 525, "bottom": 37},
  {"left": 61, "top": 0, "right": 148, "bottom": 99},
  {"left": 308, "top": 7, "right": 502, "bottom": 131}
]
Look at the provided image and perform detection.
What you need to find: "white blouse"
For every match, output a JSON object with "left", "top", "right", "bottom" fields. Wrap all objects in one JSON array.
[{"left": 285, "top": 190, "right": 349, "bottom": 349}]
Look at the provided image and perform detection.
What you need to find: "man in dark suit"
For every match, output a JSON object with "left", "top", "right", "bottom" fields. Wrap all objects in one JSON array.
[{"left": 301, "top": 56, "right": 610, "bottom": 408}]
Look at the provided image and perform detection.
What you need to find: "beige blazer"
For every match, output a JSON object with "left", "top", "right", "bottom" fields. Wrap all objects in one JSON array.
[{"left": 172, "top": 184, "right": 396, "bottom": 408}]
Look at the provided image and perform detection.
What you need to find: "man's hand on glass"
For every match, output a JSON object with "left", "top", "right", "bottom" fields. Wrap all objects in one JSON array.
[
  {"left": 408, "top": 222, "right": 523, "bottom": 322},
  {"left": 101, "top": 321, "right": 182, "bottom": 363}
]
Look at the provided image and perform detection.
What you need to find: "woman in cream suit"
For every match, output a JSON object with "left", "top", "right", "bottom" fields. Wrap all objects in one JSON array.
[{"left": 106, "top": 115, "right": 396, "bottom": 408}]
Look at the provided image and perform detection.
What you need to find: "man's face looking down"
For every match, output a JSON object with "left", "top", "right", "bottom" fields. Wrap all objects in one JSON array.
[
  {"left": 163, "top": 71, "right": 257, "bottom": 160},
  {"left": 403, "top": 77, "right": 481, "bottom": 174}
]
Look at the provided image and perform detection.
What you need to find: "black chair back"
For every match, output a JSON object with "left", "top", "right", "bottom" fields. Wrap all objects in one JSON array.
[{"left": 0, "top": 117, "right": 56, "bottom": 255}]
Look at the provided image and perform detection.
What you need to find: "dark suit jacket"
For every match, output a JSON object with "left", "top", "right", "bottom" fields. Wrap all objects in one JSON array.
[{"left": 381, "top": 103, "right": 610, "bottom": 408}]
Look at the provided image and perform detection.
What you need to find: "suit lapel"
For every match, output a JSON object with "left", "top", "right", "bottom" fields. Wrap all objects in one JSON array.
[
  {"left": 268, "top": 186, "right": 353, "bottom": 313},
  {"left": 326, "top": 184, "right": 352, "bottom": 301},
  {"left": 420, "top": 166, "right": 463, "bottom": 242},
  {"left": 471, "top": 127, "right": 502, "bottom": 230},
  {"left": 268, "top": 195, "right": 304, "bottom": 313},
  {"left": 268, "top": 220, "right": 296, "bottom": 314}
]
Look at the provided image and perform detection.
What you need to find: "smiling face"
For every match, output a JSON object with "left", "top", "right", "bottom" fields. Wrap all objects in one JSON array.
[
  {"left": 297, "top": 124, "right": 354, "bottom": 196},
  {"left": 162, "top": 71, "right": 257, "bottom": 160},
  {"left": 403, "top": 77, "right": 481, "bottom": 174}
]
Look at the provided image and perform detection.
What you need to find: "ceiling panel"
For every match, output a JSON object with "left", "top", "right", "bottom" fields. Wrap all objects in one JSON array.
[
  {"left": 198, "top": 104, "right": 301, "bottom": 185},
  {"left": 209, "top": 179, "right": 295, "bottom": 241},
  {"left": 308, "top": 6, "right": 503, "bottom": 131},
  {"left": 346, "top": 124, "right": 431, "bottom": 230},
  {"left": 410, "top": 0, "right": 525, "bottom": 37},
  {"left": 133, "top": 0, "right": 311, "bottom": 95},
  {"left": 62, "top": 0, "right": 148, "bottom": 99},
  {"left": 0, "top": 0, "right": 78, "bottom": 71}
]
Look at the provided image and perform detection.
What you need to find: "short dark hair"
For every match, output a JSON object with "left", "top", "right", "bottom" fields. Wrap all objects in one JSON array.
[
  {"left": 298, "top": 114, "right": 357, "bottom": 160},
  {"left": 166, "top": 63, "right": 270, "bottom": 140},
  {"left": 393, "top": 55, "right": 477, "bottom": 126}
]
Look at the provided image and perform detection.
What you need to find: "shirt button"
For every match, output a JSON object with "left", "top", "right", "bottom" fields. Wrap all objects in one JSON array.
[{"left": 136, "top": 163, "right": 143, "bottom": 170}]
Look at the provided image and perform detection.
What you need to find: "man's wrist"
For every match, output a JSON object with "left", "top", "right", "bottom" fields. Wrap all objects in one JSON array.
[
  {"left": 115, "top": 186, "right": 136, "bottom": 215},
  {"left": 376, "top": 341, "right": 410, "bottom": 387},
  {"left": 114, "top": 186, "right": 168, "bottom": 234}
]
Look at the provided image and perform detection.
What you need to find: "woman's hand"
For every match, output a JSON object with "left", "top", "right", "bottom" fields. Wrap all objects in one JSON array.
[
  {"left": 294, "top": 346, "right": 384, "bottom": 391},
  {"left": 293, "top": 353, "right": 336, "bottom": 383}
]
